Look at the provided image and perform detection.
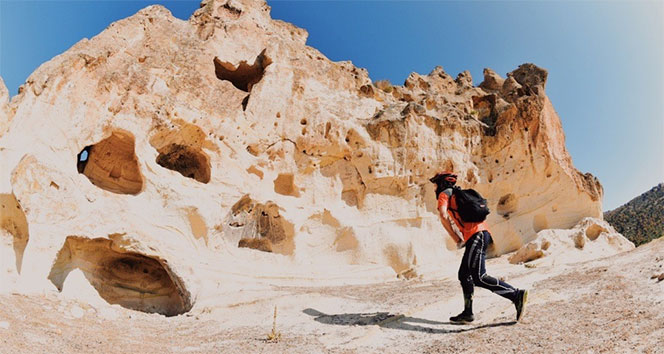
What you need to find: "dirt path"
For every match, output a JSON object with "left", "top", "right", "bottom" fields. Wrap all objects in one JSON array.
[{"left": 1, "top": 240, "right": 663, "bottom": 353}]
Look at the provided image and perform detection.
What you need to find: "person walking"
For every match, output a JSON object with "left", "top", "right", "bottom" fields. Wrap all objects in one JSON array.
[{"left": 430, "top": 171, "right": 528, "bottom": 323}]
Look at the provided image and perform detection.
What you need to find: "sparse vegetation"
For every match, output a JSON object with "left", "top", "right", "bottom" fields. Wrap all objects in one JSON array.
[
  {"left": 604, "top": 183, "right": 664, "bottom": 246},
  {"left": 374, "top": 80, "right": 393, "bottom": 93},
  {"left": 265, "top": 305, "right": 282, "bottom": 343}
]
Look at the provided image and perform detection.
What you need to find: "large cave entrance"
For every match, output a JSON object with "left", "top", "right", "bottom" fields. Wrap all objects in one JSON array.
[{"left": 48, "top": 236, "right": 191, "bottom": 316}]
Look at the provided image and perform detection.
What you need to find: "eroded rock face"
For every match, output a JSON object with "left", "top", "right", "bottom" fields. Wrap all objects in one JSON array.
[
  {"left": 226, "top": 194, "right": 295, "bottom": 255},
  {"left": 0, "top": 193, "right": 29, "bottom": 274},
  {"left": 78, "top": 130, "right": 144, "bottom": 195},
  {"left": 508, "top": 218, "right": 633, "bottom": 265},
  {"left": 48, "top": 236, "right": 191, "bottom": 316},
  {"left": 0, "top": 0, "right": 616, "bottom": 314}
]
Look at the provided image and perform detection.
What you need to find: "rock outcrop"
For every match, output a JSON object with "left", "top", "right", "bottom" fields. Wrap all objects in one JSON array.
[
  {"left": 508, "top": 218, "right": 633, "bottom": 265},
  {"left": 0, "top": 0, "right": 620, "bottom": 315}
]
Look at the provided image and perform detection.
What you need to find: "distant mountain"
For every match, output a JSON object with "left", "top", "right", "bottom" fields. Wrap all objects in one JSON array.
[{"left": 604, "top": 183, "right": 664, "bottom": 246}]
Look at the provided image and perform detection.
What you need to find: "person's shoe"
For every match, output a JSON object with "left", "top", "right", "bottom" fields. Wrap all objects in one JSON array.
[
  {"left": 514, "top": 289, "right": 529, "bottom": 322},
  {"left": 449, "top": 311, "right": 474, "bottom": 323}
]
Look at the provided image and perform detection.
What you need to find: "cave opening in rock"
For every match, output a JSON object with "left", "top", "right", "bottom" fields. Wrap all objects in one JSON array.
[
  {"left": 213, "top": 49, "right": 272, "bottom": 92},
  {"left": 156, "top": 143, "right": 211, "bottom": 184},
  {"left": 585, "top": 223, "right": 608, "bottom": 240},
  {"left": 497, "top": 193, "right": 518, "bottom": 218},
  {"left": 77, "top": 131, "right": 144, "bottom": 195},
  {"left": 48, "top": 236, "right": 191, "bottom": 317},
  {"left": 76, "top": 146, "right": 91, "bottom": 173}
]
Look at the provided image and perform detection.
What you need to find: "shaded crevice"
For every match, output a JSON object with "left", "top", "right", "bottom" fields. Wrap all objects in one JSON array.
[
  {"left": 48, "top": 236, "right": 191, "bottom": 317},
  {"left": 496, "top": 193, "right": 518, "bottom": 219},
  {"left": 77, "top": 131, "right": 144, "bottom": 195},
  {"left": 472, "top": 94, "right": 498, "bottom": 136},
  {"left": 219, "top": 2, "right": 242, "bottom": 18},
  {"left": 320, "top": 159, "right": 366, "bottom": 208},
  {"left": 0, "top": 193, "right": 29, "bottom": 273},
  {"left": 213, "top": 49, "right": 272, "bottom": 92},
  {"left": 156, "top": 144, "right": 211, "bottom": 184},
  {"left": 226, "top": 195, "right": 295, "bottom": 255},
  {"left": 150, "top": 123, "right": 212, "bottom": 184}
]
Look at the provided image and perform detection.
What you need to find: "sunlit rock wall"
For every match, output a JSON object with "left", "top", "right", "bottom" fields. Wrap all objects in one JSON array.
[{"left": 0, "top": 0, "right": 605, "bottom": 314}]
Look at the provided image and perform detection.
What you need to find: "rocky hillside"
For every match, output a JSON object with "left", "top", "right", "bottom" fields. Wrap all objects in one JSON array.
[{"left": 604, "top": 183, "right": 664, "bottom": 246}]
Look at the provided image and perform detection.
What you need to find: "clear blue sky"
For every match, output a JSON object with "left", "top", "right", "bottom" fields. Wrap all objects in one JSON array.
[{"left": 1, "top": 0, "right": 662, "bottom": 210}]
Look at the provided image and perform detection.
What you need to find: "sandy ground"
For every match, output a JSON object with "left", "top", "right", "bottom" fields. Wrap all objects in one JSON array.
[{"left": 1, "top": 239, "right": 663, "bottom": 354}]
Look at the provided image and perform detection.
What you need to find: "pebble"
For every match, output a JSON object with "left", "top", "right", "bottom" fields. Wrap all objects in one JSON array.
[{"left": 0, "top": 321, "right": 9, "bottom": 329}]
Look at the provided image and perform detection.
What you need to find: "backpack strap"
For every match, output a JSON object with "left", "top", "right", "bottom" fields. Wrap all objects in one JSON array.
[{"left": 447, "top": 187, "right": 465, "bottom": 228}]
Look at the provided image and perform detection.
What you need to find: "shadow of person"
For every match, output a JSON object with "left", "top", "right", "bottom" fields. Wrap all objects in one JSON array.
[{"left": 303, "top": 308, "right": 516, "bottom": 334}]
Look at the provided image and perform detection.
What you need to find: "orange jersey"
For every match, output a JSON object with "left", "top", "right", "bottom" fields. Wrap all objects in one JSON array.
[{"left": 438, "top": 190, "right": 490, "bottom": 242}]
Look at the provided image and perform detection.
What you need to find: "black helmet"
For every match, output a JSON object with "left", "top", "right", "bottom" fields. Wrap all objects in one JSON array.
[{"left": 429, "top": 171, "right": 457, "bottom": 186}]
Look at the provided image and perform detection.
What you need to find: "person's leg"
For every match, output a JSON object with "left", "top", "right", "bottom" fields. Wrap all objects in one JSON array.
[
  {"left": 459, "top": 239, "right": 475, "bottom": 312},
  {"left": 469, "top": 231, "right": 519, "bottom": 302},
  {"left": 450, "top": 233, "right": 478, "bottom": 322},
  {"left": 466, "top": 231, "right": 529, "bottom": 321}
]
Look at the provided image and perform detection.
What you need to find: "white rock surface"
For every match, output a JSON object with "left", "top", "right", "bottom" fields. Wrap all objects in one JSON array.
[
  {"left": 0, "top": 0, "right": 627, "bottom": 316},
  {"left": 508, "top": 217, "right": 634, "bottom": 265}
]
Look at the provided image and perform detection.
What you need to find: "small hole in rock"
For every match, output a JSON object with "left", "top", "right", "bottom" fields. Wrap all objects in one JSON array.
[{"left": 241, "top": 95, "right": 250, "bottom": 111}]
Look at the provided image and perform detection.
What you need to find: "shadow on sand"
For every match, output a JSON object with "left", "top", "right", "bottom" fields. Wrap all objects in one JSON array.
[{"left": 303, "top": 308, "right": 516, "bottom": 334}]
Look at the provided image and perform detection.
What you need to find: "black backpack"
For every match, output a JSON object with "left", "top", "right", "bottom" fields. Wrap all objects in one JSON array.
[{"left": 450, "top": 187, "right": 490, "bottom": 223}]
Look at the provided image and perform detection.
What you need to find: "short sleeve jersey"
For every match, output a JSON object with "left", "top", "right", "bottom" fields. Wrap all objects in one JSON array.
[{"left": 437, "top": 188, "right": 490, "bottom": 242}]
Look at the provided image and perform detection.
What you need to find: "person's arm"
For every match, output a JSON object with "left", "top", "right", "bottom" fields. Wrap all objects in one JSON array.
[
  {"left": 436, "top": 190, "right": 462, "bottom": 244},
  {"left": 438, "top": 207, "right": 462, "bottom": 244}
]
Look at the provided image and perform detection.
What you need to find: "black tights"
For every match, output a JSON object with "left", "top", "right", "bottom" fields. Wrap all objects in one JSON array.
[{"left": 458, "top": 231, "right": 518, "bottom": 312}]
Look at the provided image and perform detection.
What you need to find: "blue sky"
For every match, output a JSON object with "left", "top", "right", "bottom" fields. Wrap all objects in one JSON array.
[{"left": 0, "top": 0, "right": 662, "bottom": 210}]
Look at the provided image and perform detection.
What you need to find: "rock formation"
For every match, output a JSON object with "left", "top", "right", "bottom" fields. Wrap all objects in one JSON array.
[
  {"left": 507, "top": 218, "right": 633, "bottom": 265},
  {"left": 0, "top": 0, "right": 624, "bottom": 316}
]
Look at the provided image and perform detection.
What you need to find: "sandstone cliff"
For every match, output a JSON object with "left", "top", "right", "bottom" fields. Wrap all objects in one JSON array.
[{"left": 0, "top": 0, "right": 622, "bottom": 316}]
